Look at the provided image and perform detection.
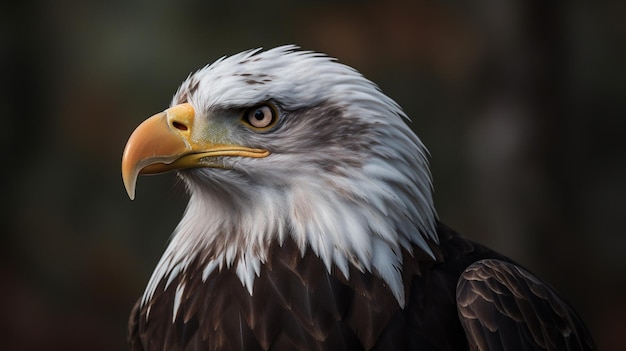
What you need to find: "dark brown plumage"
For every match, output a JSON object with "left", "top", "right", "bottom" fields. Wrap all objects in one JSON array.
[{"left": 128, "top": 223, "right": 595, "bottom": 350}]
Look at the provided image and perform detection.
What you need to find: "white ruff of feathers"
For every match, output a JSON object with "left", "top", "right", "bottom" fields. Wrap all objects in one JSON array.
[{"left": 141, "top": 46, "right": 438, "bottom": 314}]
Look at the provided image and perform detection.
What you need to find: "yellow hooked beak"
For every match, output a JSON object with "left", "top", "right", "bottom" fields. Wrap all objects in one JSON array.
[{"left": 121, "top": 103, "right": 270, "bottom": 200}]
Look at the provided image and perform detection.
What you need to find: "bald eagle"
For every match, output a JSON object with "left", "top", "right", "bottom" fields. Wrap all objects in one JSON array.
[{"left": 122, "top": 46, "right": 595, "bottom": 350}]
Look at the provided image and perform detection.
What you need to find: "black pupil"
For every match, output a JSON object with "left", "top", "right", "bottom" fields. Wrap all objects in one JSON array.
[{"left": 254, "top": 109, "right": 265, "bottom": 120}]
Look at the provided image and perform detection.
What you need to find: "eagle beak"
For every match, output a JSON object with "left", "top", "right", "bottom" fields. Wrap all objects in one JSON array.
[{"left": 121, "top": 103, "right": 270, "bottom": 200}]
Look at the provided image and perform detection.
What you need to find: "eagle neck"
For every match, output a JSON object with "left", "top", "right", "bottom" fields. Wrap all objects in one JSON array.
[{"left": 142, "top": 155, "right": 437, "bottom": 308}]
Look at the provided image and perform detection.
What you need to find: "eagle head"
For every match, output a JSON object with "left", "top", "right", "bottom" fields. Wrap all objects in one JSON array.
[{"left": 122, "top": 45, "right": 437, "bottom": 306}]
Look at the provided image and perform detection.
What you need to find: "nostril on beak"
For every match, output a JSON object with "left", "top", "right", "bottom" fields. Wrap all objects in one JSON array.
[
  {"left": 166, "top": 103, "right": 195, "bottom": 133},
  {"left": 172, "top": 121, "right": 188, "bottom": 131}
]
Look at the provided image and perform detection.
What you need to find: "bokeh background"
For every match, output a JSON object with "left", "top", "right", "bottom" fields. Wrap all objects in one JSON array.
[{"left": 2, "top": 0, "right": 625, "bottom": 350}]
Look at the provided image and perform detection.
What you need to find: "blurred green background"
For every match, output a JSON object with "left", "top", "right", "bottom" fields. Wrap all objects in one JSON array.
[{"left": 2, "top": 0, "right": 625, "bottom": 350}]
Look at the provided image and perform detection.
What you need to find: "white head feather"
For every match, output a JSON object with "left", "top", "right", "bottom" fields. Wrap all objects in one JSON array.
[{"left": 142, "top": 45, "right": 437, "bottom": 309}]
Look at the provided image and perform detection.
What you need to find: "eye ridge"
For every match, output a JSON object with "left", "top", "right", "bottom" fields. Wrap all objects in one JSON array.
[{"left": 243, "top": 103, "right": 278, "bottom": 130}]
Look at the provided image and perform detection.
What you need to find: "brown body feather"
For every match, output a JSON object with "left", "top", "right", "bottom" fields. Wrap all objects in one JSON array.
[{"left": 128, "top": 222, "right": 595, "bottom": 350}]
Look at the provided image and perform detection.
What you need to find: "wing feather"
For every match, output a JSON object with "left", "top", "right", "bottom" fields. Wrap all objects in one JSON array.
[{"left": 457, "top": 259, "right": 595, "bottom": 351}]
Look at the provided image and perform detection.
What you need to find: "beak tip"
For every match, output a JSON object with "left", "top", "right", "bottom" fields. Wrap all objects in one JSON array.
[{"left": 122, "top": 171, "right": 137, "bottom": 200}]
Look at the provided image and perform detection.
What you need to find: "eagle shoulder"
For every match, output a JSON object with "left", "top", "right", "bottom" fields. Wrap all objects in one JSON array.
[{"left": 456, "top": 258, "right": 596, "bottom": 350}]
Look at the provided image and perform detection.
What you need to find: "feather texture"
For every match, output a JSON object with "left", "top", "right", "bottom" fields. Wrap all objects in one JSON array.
[
  {"left": 129, "top": 223, "right": 595, "bottom": 350},
  {"left": 457, "top": 259, "right": 595, "bottom": 350}
]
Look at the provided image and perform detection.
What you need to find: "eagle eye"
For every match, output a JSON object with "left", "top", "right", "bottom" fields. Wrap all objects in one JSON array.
[{"left": 243, "top": 104, "right": 277, "bottom": 130}]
